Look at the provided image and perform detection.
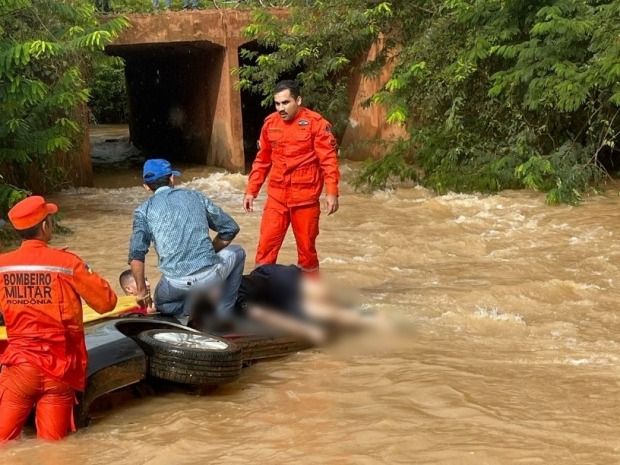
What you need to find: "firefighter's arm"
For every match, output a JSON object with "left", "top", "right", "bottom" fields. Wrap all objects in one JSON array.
[
  {"left": 314, "top": 119, "right": 340, "bottom": 197},
  {"left": 73, "top": 260, "right": 118, "bottom": 314},
  {"left": 314, "top": 119, "right": 340, "bottom": 215},
  {"left": 245, "top": 123, "right": 273, "bottom": 199}
]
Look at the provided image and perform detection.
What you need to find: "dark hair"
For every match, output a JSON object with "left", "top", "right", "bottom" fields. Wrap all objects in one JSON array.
[
  {"left": 16, "top": 217, "right": 46, "bottom": 240},
  {"left": 275, "top": 80, "right": 301, "bottom": 99},
  {"left": 145, "top": 175, "right": 172, "bottom": 192},
  {"left": 119, "top": 269, "right": 134, "bottom": 288}
]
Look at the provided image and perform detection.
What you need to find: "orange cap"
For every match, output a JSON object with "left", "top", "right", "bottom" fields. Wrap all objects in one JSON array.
[{"left": 8, "top": 196, "right": 58, "bottom": 230}]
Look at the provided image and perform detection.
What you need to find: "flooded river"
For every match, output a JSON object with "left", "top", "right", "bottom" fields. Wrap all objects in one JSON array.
[{"left": 4, "top": 127, "right": 620, "bottom": 464}]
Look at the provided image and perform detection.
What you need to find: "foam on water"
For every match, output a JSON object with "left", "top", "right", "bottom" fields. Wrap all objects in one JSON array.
[
  {"left": 473, "top": 306, "right": 525, "bottom": 324},
  {"left": 60, "top": 171, "right": 250, "bottom": 214},
  {"left": 59, "top": 185, "right": 148, "bottom": 212},
  {"left": 320, "top": 257, "right": 347, "bottom": 265},
  {"left": 181, "top": 172, "right": 246, "bottom": 201},
  {"left": 559, "top": 356, "right": 619, "bottom": 366},
  {"left": 370, "top": 189, "right": 396, "bottom": 200},
  {"left": 435, "top": 192, "right": 487, "bottom": 206}
]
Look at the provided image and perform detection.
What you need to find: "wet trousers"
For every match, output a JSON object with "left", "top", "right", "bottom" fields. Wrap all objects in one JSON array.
[
  {"left": 256, "top": 197, "right": 320, "bottom": 272},
  {"left": 0, "top": 364, "right": 75, "bottom": 442}
]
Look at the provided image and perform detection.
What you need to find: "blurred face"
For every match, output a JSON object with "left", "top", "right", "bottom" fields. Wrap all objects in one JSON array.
[
  {"left": 301, "top": 277, "right": 329, "bottom": 303},
  {"left": 300, "top": 276, "right": 342, "bottom": 320},
  {"left": 274, "top": 89, "right": 302, "bottom": 122}
]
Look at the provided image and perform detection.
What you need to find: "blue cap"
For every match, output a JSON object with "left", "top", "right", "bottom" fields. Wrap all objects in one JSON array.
[{"left": 143, "top": 159, "right": 180, "bottom": 183}]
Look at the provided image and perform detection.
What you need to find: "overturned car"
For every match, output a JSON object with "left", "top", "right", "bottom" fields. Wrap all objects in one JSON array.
[{"left": 0, "top": 297, "right": 312, "bottom": 428}]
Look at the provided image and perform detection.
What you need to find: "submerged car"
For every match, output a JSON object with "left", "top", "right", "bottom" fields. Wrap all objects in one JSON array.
[{"left": 0, "top": 296, "right": 312, "bottom": 427}]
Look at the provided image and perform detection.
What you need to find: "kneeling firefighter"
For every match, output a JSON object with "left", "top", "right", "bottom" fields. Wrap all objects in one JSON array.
[{"left": 0, "top": 196, "right": 117, "bottom": 442}]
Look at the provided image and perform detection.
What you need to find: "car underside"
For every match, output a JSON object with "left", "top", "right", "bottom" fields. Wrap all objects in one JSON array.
[
  {"left": 0, "top": 314, "right": 311, "bottom": 428},
  {"left": 1, "top": 314, "right": 312, "bottom": 428}
]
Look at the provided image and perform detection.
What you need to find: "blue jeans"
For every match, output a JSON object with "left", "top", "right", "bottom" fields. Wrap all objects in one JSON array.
[
  {"left": 182, "top": 0, "right": 199, "bottom": 8},
  {"left": 154, "top": 245, "right": 246, "bottom": 317},
  {"left": 152, "top": 0, "right": 171, "bottom": 8}
]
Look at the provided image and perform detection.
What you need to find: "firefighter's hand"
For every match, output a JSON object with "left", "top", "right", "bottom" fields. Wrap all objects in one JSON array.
[
  {"left": 325, "top": 195, "right": 339, "bottom": 216},
  {"left": 243, "top": 194, "right": 255, "bottom": 213}
]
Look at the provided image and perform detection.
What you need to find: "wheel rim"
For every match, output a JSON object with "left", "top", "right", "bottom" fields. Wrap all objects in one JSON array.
[{"left": 154, "top": 332, "right": 229, "bottom": 350}]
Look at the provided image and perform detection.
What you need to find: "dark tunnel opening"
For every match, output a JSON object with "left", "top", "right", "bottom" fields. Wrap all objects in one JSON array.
[
  {"left": 240, "top": 85, "right": 270, "bottom": 172},
  {"left": 109, "top": 41, "right": 224, "bottom": 165},
  {"left": 238, "top": 42, "right": 273, "bottom": 171}
]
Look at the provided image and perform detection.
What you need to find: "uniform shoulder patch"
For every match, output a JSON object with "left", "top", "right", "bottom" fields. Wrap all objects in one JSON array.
[
  {"left": 325, "top": 124, "right": 332, "bottom": 134},
  {"left": 84, "top": 263, "right": 94, "bottom": 274},
  {"left": 298, "top": 119, "right": 310, "bottom": 126}
]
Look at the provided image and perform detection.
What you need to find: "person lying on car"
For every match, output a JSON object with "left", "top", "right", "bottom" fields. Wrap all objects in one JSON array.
[{"left": 190, "top": 264, "right": 380, "bottom": 344}]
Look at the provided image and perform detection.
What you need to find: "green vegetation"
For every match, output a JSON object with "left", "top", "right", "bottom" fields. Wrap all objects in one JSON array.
[
  {"left": 101, "top": 0, "right": 308, "bottom": 14},
  {"left": 0, "top": 0, "right": 128, "bottom": 218},
  {"left": 3, "top": 0, "right": 619, "bottom": 213},
  {"left": 88, "top": 56, "right": 129, "bottom": 124},
  {"left": 239, "top": 0, "right": 620, "bottom": 204}
]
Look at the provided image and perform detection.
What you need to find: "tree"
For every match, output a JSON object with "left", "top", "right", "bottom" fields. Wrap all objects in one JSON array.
[
  {"left": 88, "top": 56, "right": 129, "bottom": 124},
  {"left": 0, "top": 0, "right": 128, "bottom": 217},
  {"left": 239, "top": 0, "right": 620, "bottom": 204},
  {"left": 237, "top": 1, "right": 392, "bottom": 137}
]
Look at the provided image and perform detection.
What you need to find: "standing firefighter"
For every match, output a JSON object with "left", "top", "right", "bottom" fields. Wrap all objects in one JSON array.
[
  {"left": 243, "top": 80, "right": 340, "bottom": 273},
  {"left": 0, "top": 196, "right": 117, "bottom": 442}
]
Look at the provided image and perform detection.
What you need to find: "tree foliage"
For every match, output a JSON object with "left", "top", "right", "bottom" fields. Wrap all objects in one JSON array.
[
  {"left": 239, "top": 0, "right": 620, "bottom": 203},
  {"left": 87, "top": 56, "right": 129, "bottom": 124},
  {"left": 0, "top": 0, "right": 128, "bottom": 217},
  {"left": 237, "top": 1, "right": 389, "bottom": 136}
]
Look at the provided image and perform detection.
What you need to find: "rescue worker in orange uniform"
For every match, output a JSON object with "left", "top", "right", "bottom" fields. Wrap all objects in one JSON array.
[
  {"left": 243, "top": 80, "right": 340, "bottom": 273},
  {"left": 0, "top": 196, "right": 117, "bottom": 442}
]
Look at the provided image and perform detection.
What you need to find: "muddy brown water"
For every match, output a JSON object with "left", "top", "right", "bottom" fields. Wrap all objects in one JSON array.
[{"left": 4, "top": 131, "right": 620, "bottom": 463}]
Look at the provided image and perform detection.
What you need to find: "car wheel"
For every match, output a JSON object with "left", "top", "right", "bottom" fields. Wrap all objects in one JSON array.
[{"left": 136, "top": 329, "right": 243, "bottom": 386}]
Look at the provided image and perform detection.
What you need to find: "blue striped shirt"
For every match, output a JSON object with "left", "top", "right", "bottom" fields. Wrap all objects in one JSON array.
[{"left": 128, "top": 187, "right": 240, "bottom": 278}]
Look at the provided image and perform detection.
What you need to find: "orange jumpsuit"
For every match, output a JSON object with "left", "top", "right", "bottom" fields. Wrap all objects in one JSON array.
[
  {"left": 0, "top": 240, "right": 117, "bottom": 441},
  {"left": 246, "top": 107, "right": 340, "bottom": 272}
]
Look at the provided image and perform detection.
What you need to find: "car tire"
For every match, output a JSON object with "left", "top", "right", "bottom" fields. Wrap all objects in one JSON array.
[{"left": 136, "top": 329, "right": 243, "bottom": 386}]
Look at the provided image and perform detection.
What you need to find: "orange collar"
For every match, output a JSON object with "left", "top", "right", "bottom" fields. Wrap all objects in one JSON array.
[{"left": 20, "top": 239, "right": 49, "bottom": 249}]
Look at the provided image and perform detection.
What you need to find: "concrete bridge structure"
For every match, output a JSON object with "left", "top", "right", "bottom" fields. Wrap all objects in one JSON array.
[{"left": 91, "top": 9, "right": 399, "bottom": 180}]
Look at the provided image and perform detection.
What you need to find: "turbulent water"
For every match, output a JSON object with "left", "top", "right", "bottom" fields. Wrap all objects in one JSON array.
[{"left": 4, "top": 128, "right": 620, "bottom": 464}]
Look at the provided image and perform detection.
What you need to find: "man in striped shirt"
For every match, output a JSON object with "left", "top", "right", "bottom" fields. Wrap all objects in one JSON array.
[{"left": 128, "top": 159, "right": 245, "bottom": 318}]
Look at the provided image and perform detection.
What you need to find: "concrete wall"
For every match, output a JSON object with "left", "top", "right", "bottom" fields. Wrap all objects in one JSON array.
[
  {"left": 98, "top": 10, "right": 399, "bottom": 179},
  {"left": 31, "top": 9, "right": 402, "bottom": 189},
  {"left": 341, "top": 40, "right": 406, "bottom": 160},
  {"left": 108, "top": 10, "right": 260, "bottom": 172},
  {"left": 110, "top": 10, "right": 259, "bottom": 48},
  {"left": 207, "top": 42, "right": 244, "bottom": 171}
]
